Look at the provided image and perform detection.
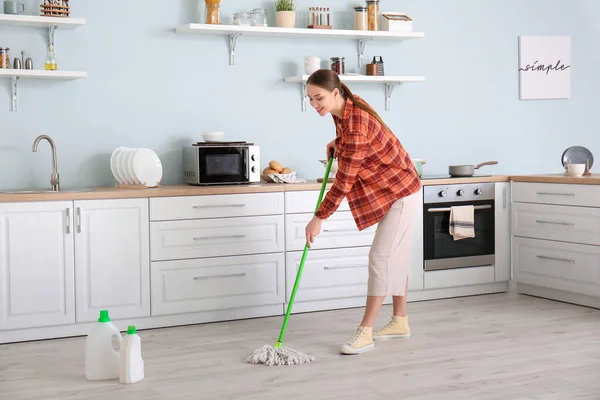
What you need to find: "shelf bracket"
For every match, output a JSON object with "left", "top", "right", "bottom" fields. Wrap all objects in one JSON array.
[
  {"left": 385, "top": 82, "right": 397, "bottom": 111},
  {"left": 48, "top": 25, "right": 57, "bottom": 48},
  {"left": 301, "top": 82, "right": 307, "bottom": 111},
  {"left": 357, "top": 38, "right": 372, "bottom": 68},
  {"left": 10, "top": 76, "right": 19, "bottom": 112},
  {"left": 228, "top": 33, "right": 241, "bottom": 66}
]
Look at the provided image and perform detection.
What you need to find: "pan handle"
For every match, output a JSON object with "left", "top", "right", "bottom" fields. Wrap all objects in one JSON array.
[{"left": 475, "top": 161, "right": 498, "bottom": 169}]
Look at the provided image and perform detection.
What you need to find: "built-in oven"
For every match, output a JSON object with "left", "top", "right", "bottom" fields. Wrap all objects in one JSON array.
[{"left": 423, "top": 182, "right": 495, "bottom": 271}]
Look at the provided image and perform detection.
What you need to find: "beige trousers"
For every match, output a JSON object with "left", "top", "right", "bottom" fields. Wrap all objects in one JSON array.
[{"left": 367, "top": 191, "right": 420, "bottom": 297}]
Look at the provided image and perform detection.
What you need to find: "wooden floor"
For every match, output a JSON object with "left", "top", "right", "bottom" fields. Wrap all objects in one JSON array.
[{"left": 1, "top": 292, "right": 600, "bottom": 400}]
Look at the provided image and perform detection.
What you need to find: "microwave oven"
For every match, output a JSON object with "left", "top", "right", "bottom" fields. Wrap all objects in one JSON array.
[{"left": 183, "top": 141, "right": 260, "bottom": 185}]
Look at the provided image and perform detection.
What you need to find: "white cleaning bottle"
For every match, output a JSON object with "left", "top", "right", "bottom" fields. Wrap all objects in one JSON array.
[
  {"left": 120, "top": 325, "right": 144, "bottom": 384},
  {"left": 85, "top": 310, "right": 122, "bottom": 380}
]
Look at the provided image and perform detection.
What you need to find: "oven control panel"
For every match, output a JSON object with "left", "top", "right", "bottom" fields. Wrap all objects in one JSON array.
[{"left": 424, "top": 182, "right": 495, "bottom": 204}]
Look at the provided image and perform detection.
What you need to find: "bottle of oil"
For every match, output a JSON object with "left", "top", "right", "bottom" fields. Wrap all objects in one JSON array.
[{"left": 44, "top": 45, "right": 57, "bottom": 71}]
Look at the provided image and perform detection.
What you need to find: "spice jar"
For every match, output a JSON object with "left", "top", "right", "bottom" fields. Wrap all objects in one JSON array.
[
  {"left": 366, "top": 0, "right": 380, "bottom": 31},
  {"left": 330, "top": 57, "right": 345, "bottom": 75},
  {"left": 354, "top": 6, "right": 367, "bottom": 30},
  {"left": 233, "top": 12, "right": 251, "bottom": 26},
  {"left": 205, "top": 0, "right": 220, "bottom": 24},
  {"left": 250, "top": 8, "right": 268, "bottom": 27},
  {"left": 0, "top": 47, "right": 9, "bottom": 69}
]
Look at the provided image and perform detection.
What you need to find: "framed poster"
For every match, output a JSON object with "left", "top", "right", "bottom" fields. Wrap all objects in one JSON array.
[{"left": 518, "top": 36, "right": 571, "bottom": 100}]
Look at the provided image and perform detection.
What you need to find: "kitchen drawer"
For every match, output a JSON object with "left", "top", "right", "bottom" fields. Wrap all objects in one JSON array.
[
  {"left": 424, "top": 266, "right": 495, "bottom": 289},
  {"left": 513, "top": 237, "right": 600, "bottom": 297},
  {"left": 150, "top": 253, "right": 285, "bottom": 316},
  {"left": 285, "top": 212, "right": 376, "bottom": 251},
  {"left": 512, "top": 182, "right": 600, "bottom": 208},
  {"left": 285, "top": 247, "right": 369, "bottom": 302},
  {"left": 512, "top": 202, "right": 600, "bottom": 246},
  {"left": 149, "top": 192, "right": 284, "bottom": 221},
  {"left": 150, "top": 215, "right": 284, "bottom": 261},
  {"left": 285, "top": 190, "right": 350, "bottom": 214}
]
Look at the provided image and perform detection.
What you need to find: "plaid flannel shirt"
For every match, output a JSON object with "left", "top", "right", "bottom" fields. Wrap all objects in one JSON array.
[{"left": 315, "top": 96, "right": 421, "bottom": 231}]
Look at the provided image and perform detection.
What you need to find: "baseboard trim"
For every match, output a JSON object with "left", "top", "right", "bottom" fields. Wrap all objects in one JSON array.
[
  {"left": 516, "top": 283, "right": 600, "bottom": 310},
  {"left": 0, "top": 304, "right": 284, "bottom": 345}
]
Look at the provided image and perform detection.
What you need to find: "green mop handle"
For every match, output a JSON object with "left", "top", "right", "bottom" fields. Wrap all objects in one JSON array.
[{"left": 275, "top": 148, "right": 335, "bottom": 347}]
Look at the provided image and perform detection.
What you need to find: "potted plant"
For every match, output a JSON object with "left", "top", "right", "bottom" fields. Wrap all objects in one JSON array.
[{"left": 275, "top": 0, "right": 296, "bottom": 28}]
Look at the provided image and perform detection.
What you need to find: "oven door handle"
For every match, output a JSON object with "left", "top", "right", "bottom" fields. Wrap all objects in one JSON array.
[{"left": 427, "top": 205, "right": 492, "bottom": 213}]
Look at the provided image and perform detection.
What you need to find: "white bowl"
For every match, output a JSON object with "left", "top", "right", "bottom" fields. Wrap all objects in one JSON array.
[
  {"left": 201, "top": 131, "right": 225, "bottom": 142},
  {"left": 566, "top": 163, "right": 586, "bottom": 176},
  {"left": 319, "top": 159, "right": 338, "bottom": 176}
]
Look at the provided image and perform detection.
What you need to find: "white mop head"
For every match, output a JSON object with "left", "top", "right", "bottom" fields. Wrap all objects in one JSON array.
[{"left": 246, "top": 344, "right": 315, "bottom": 366}]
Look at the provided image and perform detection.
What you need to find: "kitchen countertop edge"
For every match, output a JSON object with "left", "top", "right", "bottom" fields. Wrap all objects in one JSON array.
[{"left": 0, "top": 176, "right": 513, "bottom": 203}]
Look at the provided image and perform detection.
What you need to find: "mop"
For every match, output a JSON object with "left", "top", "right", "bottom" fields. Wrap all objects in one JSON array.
[{"left": 246, "top": 150, "right": 335, "bottom": 366}]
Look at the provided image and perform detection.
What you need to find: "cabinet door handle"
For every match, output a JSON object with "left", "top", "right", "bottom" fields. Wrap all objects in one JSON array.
[
  {"left": 193, "top": 234, "right": 246, "bottom": 241},
  {"left": 65, "top": 208, "right": 71, "bottom": 234},
  {"left": 323, "top": 228, "right": 356, "bottom": 233},
  {"left": 535, "top": 220, "right": 574, "bottom": 227},
  {"left": 192, "top": 204, "right": 245, "bottom": 209},
  {"left": 193, "top": 273, "right": 247, "bottom": 280},
  {"left": 536, "top": 192, "right": 575, "bottom": 197},
  {"left": 537, "top": 255, "right": 575, "bottom": 263},
  {"left": 503, "top": 187, "right": 507, "bottom": 209},
  {"left": 324, "top": 264, "right": 365, "bottom": 270},
  {"left": 76, "top": 207, "right": 81, "bottom": 233}
]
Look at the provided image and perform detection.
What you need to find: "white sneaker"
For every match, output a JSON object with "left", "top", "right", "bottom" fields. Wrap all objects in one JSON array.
[{"left": 339, "top": 326, "right": 374, "bottom": 355}]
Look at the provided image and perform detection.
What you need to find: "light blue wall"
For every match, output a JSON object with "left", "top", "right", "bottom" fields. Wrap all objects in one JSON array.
[{"left": 0, "top": 0, "right": 598, "bottom": 190}]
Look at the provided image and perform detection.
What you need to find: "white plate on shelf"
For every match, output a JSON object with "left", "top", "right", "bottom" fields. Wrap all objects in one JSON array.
[
  {"left": 116, "top": 148, "right": 132, "bottom": 184},
  {"left": 133, "top": 148, "right": 162, "bottom": 187}
]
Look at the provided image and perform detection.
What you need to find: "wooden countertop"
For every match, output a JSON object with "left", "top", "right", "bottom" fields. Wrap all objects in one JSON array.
[
  {"left": 0, "top": 175, "right": 513, "bottom": 203},
  {"left": 510, "top": 173, "right": 600, "bottom": 185}
]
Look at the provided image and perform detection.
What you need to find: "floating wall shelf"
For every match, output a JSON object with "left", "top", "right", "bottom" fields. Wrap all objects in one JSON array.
[
  {"left": 0, "top": 14, "right": 86, "bottom": 111},
  {"left": 176, "top": 23, "right": 424, "bottom": 66},
  {"left": 284, "top": 75, "right": 425, "bottom": 111},
  {"left": 0, "top": 14, "right": 85, "bottom": 29},
  {"left": 0, "top": 70, "right": 87, "bottom": 111}
]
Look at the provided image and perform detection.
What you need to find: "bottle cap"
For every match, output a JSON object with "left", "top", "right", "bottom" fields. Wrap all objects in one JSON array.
[
  {"left": 98, "top": 310, "right": 110, "bottom": 323},
  {"left": 127, "top": 325, "right": 137, "bottom": 335}
]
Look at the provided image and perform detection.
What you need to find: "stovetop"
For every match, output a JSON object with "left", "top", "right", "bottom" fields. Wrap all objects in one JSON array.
[{"left": 420, "top": 174, "right": 491, "bottom": 180}]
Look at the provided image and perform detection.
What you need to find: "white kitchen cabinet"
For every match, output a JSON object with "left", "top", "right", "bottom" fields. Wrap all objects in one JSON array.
[
  {"left": 150, "top": 253, "right": 285, "bottom": 316},
  {"left": 150, "top": 215, "right": 284, "bottom": 261},
  {"left": 495, "top": 182, "right": 511, "bottom": 282},
  {"left": 0, "top": 201, "right": 75, "bottom": 330},
  {"left": 409, "top": 188, "right": 424, "bottom": 291},
  {"left": 513, "top": 236, "right": 600, "bottom": 297},
  {"left": 74, "top": 199, "right": 150, "bottom": 323}
]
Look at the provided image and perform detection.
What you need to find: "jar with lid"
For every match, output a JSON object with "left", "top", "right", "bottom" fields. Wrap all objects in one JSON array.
[
  {"left": 205, "top": 0, "right": 220, "bottom": 24},
  {"left": 250, "top": 8, "right": 268, "bottom": 27},
  {"left": 330, "top": 56, "right": 345, "bottom": 75},
  {"left": 366, "top": 0, "right": 380, "bottom": 31},
  {"left": 0, "top": 47, "right": 9, "bottom": 69},
  {"left": 233, "top": 12, "right": 251, "bottom": 26},
  {"left": 354, "top": 6, "right": 367, "bottom": 30}
]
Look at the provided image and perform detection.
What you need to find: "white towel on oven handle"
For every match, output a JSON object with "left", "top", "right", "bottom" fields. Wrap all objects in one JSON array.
[{"left": 449, "top": 205, "right": 475, "bottom": 241}]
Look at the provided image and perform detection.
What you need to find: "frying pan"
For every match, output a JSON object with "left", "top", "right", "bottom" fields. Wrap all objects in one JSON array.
[{"left": 449, "top": 161, "right": 498, "bottom": 177}]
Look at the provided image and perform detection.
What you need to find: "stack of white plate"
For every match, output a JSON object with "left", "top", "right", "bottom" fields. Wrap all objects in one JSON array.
[{"left": 110, "top": 147, "right": 163, "bottom": 188}]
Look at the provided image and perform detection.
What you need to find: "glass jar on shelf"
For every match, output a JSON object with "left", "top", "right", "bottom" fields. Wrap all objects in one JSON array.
[
  {"left": 250, "top": 8, "right": 268, "bottom": 27},
  {"left": 366, "top": 0, "right": 380, "bottom": 31},
  {"left": 205, "top": 0, "right": 220, "bottom": 24},
  {"left": 0, "top": 47, "right": 9, "bottom": 69},
  {"left": 45, "top": 45, "right": 57, "bottom": 71},
  {"left": 330, "top": 57, "right": 345, "bottom": 75},
  {"left": 233, "top": 12, "right": 251, "bottom": 26},
  {"left": 354, "top": 6, "right": 367, "bottom": 31}
]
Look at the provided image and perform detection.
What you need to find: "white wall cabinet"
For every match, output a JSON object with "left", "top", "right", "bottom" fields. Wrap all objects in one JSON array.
[
  {"left": 74, "top": 199, "right": 150, "bottom": 323},
  {"left": 0, "top": 201, "right": 75, "bottom": 330}
]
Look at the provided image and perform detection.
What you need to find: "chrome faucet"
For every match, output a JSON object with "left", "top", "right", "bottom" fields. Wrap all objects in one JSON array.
[{"left": 32, "top": 134, "right": 60, "bottom": 191}]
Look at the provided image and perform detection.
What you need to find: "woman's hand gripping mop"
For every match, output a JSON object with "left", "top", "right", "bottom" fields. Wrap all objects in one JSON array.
[{"left": 246, "top": 150, "right": 335, "bottom": 366}]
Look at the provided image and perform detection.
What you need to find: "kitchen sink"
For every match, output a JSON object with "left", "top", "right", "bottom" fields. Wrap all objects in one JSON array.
[{"left": 0, "top": 188, "right": 95, "bottom": 194}]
